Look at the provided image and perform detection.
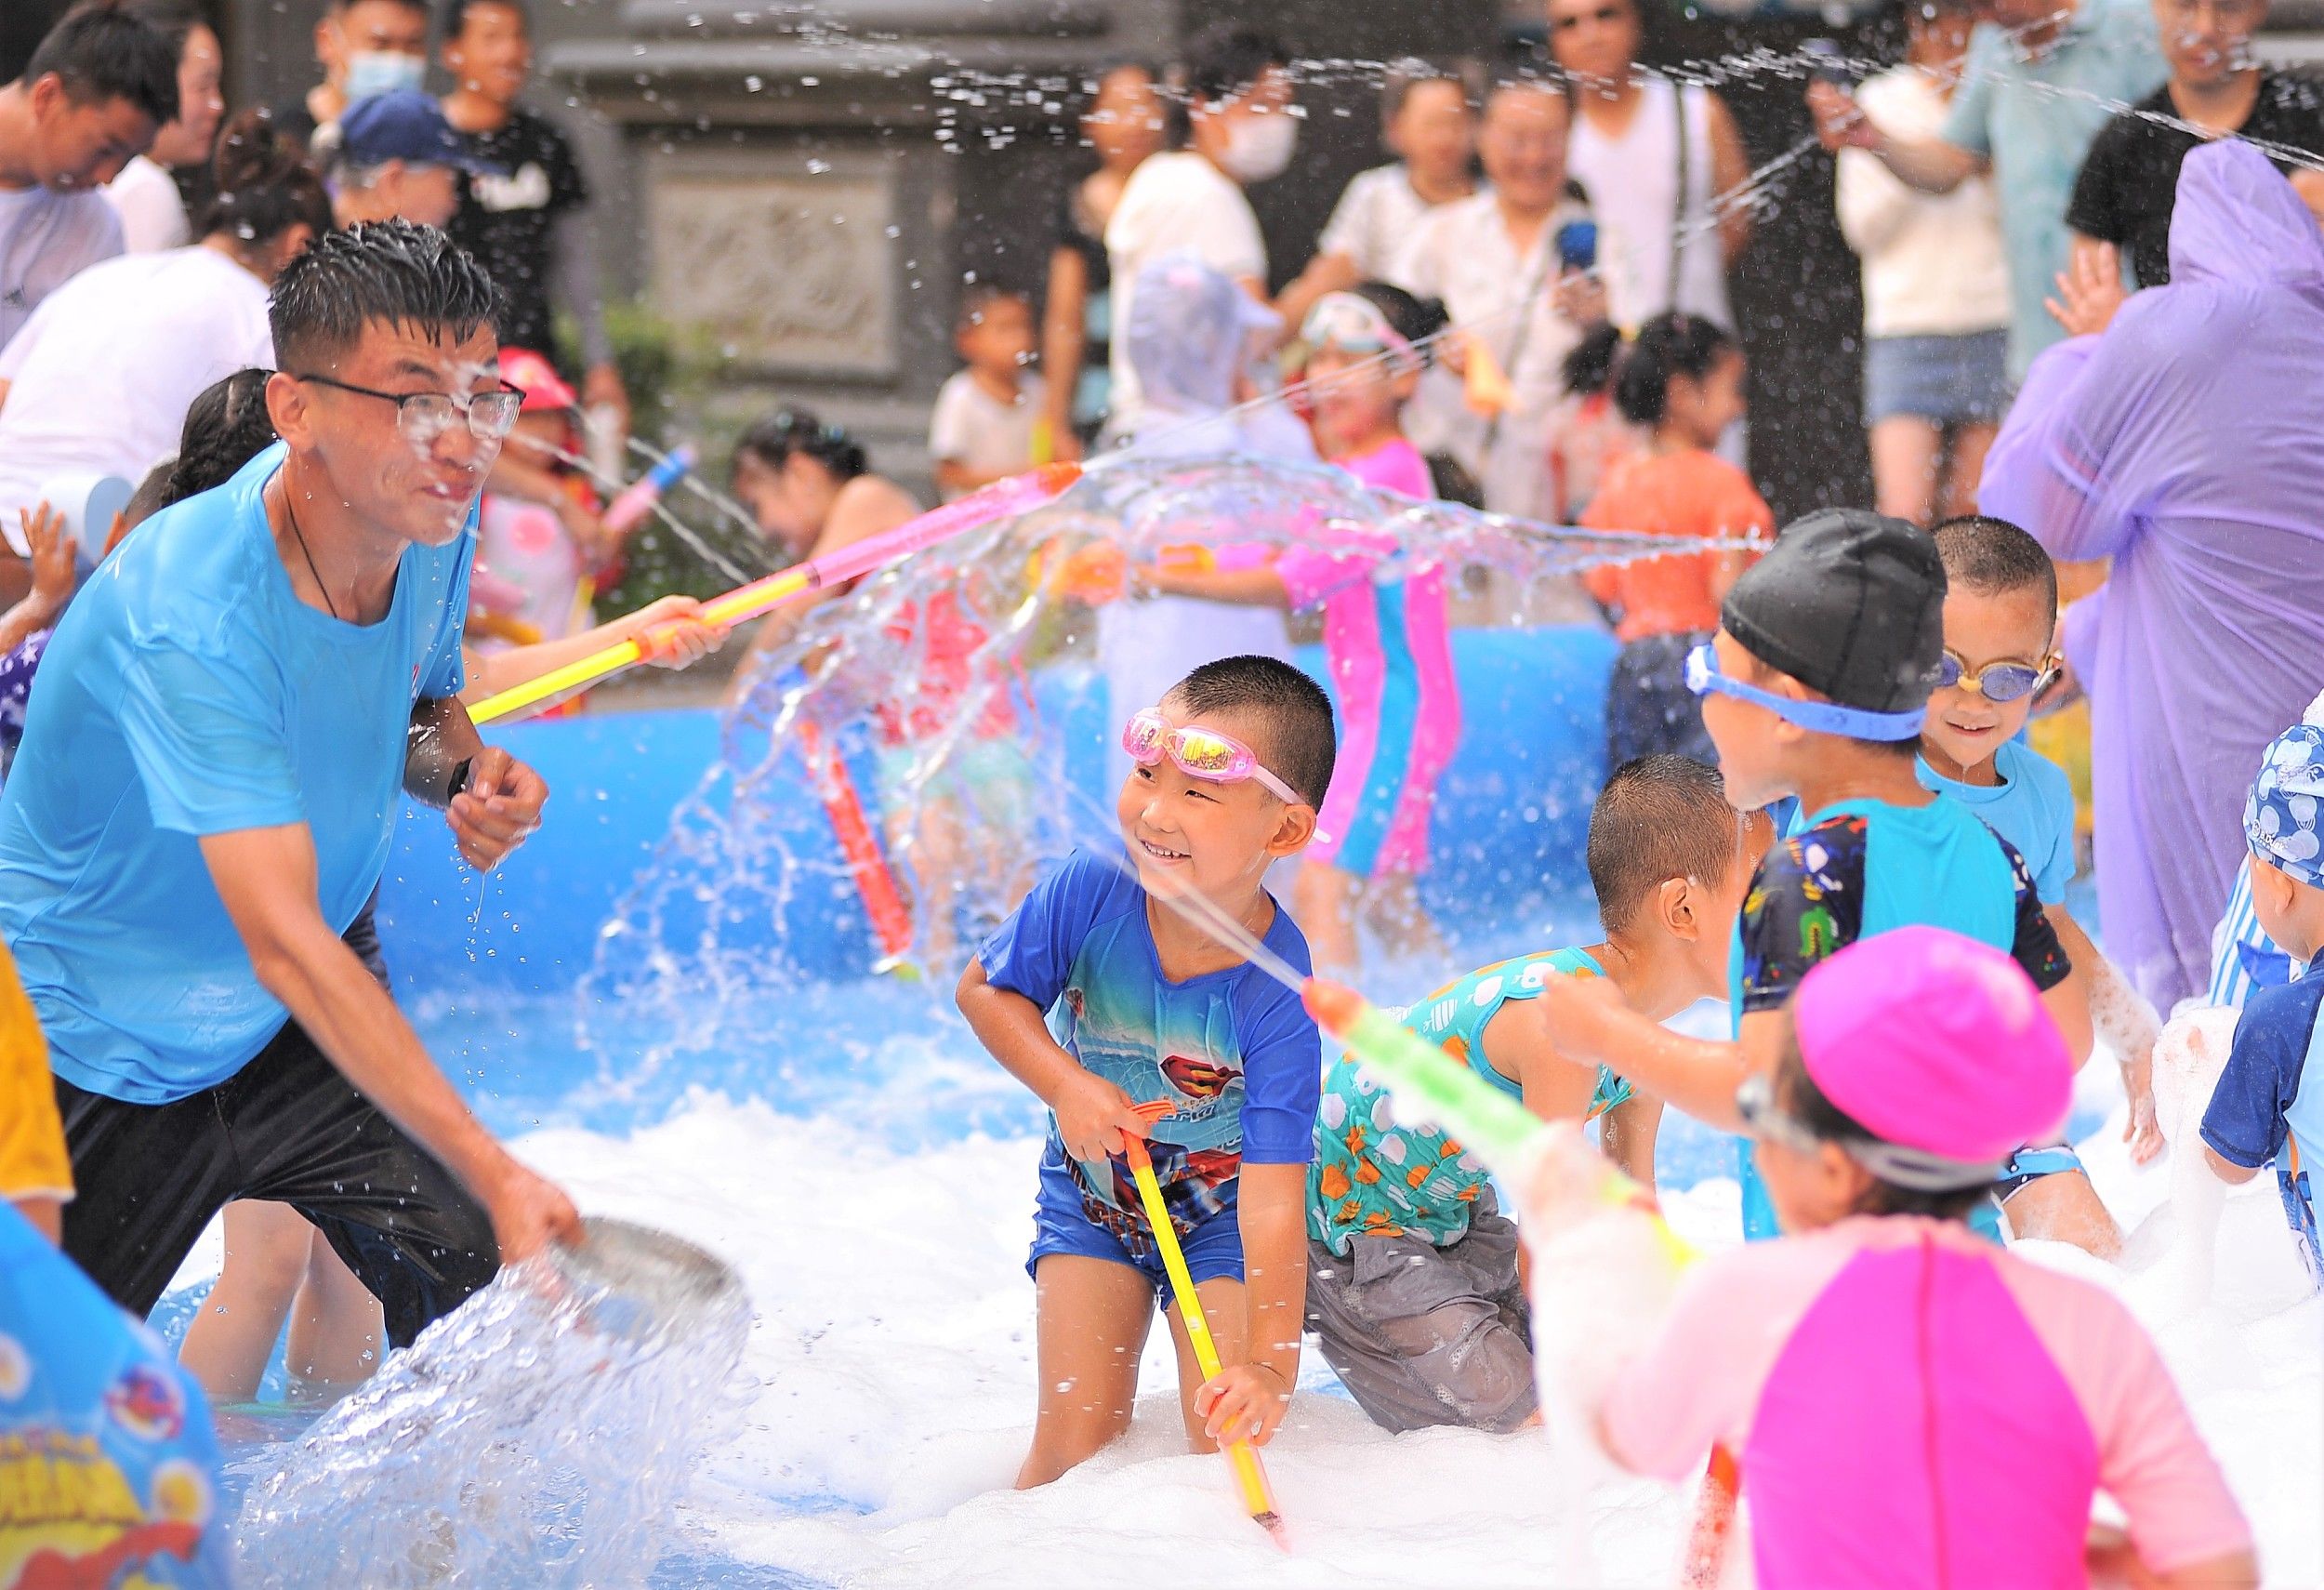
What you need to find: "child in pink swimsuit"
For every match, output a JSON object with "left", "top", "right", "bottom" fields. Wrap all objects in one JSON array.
[
  {"left": 1140, "top": 285, "right": 1460, "bottom": 976},
  {"left": 1541, "top": 927, "right": 2257, "bottom": 1590}
]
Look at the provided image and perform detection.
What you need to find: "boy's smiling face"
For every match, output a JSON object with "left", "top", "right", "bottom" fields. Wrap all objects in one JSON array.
[
  {"left": 1116, "top": 698, "right": 1313, "bottom": 905},
  {"left": 1921, "top": 582, "right": 2055, "bottom": 783}
]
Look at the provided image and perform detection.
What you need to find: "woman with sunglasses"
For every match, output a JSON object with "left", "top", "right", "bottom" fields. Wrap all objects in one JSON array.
[{"left": 1528, "top": 928, "right": 2257, "bottom": 1590}]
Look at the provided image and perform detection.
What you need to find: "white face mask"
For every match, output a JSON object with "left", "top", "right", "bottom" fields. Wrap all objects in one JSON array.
[
  {"left": 345, "top": 49, "right": 426, "bottom": 101},
  {"left": 1218, "top": 112, "right": 1297, "bottom": 183}
]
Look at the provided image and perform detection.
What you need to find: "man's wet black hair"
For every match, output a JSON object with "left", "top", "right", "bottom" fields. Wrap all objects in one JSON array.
[
  {"left": 25, "top": 4, "right": 179, "bottom": 126},
  {"left": 1168, "top": 655, "right": 1337, "bottom": 809},
  {"left": 269, "top": 220, "right": 504, "bottom": 374},
  {"left": 1931, "top": 514, "right": 2058, "bottom": 624},
  {"left": 166, "top": 368, "right": 277, "bottom": 504},
  {"left": 1587, "top": 756, "right": 1743, "bottom": 933},
  {"left": 1776, "top": 1035, "right": 1988, "bottom": 1222},
  {"left": 733, "top": 407, "right": 869, "bottom": 483}
]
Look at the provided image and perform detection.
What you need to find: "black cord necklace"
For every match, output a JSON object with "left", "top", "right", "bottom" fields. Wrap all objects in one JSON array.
[{"left": 281, "top": 485, "right": 341, "bottom": 621}]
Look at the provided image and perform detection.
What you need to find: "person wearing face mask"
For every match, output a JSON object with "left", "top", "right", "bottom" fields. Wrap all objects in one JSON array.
[
  {"left": 97, "top": 0, "right": 225, "bottom": 254},
  {"left": 1103, "top": 24, "right": 1297, "bottom": 440},
  {"left": 0, "top": 7, "right": 177, "bottom": 356},
  {"left": 1389, "top": 79, "right": 1613, "bottom": 522},
  {"left": 271, "top": 0, "right": 430, "bottom": 154},
  {"left": 315, "top": 87, "right": 497, "bottom": 231}
]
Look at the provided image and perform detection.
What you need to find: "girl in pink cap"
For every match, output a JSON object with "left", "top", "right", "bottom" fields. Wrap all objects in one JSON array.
[{"left": 1541, "top": 926, "right": 2256, "bottom": 1590}]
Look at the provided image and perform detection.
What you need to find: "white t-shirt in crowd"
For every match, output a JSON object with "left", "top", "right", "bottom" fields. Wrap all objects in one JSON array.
[
  {"left": 928, "top": 367, "right": 1047, "bottom": 501},
  {"left": 1566, "top": 76, "right": 1735, "bottom": 333},
  {"left": 1393, "top": 191, "right": 1620, "bottom": 520},
  {"left": 1316, "top": 164, "right": 1445, "bottom": 283},
  {"left": 1103, "top": 152, "right": 1266, "bottom": 431},
  {"left": 0, "top": 185, "right": 124, "bottom": 351},
  {"left": 0, "top": 245, "right": 274, "bottom": 550},
  {"left": 102, "top": 155, "right": 192, "bottom": 254},
  {"left": 1837, "top": 67, "right": 2012, "bottom": 339}
]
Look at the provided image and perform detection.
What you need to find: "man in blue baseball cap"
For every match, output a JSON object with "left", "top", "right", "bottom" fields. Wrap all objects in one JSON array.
[{"left": 314, "top": 86, "right": 499, "bottom": 229}]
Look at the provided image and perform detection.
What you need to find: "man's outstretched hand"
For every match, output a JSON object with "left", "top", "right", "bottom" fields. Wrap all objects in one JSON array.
[{"left": 448, "top": 745, "right": 548, "bottom": 870}]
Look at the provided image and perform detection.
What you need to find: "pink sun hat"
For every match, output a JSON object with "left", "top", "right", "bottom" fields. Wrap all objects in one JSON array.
[{"left": 1792, "top": 926, "right": 2072, "bottom": 1167}]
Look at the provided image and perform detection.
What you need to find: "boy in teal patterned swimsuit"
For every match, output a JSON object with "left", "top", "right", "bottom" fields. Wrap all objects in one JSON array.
[
  {"left": 959, "top": 656, "right": 1339, "bottom": 1487},
  {"left": 1304, "top": 757, "right": 1770, "bottom": 1432}
]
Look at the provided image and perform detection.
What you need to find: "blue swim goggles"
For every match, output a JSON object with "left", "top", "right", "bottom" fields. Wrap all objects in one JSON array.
[{"left": 1684, "top": 642, "right": 1928, "bottom": 743}]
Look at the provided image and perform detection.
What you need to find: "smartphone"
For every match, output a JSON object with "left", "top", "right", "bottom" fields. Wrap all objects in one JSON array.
[
  {"left": 1802, "top": 37, "right": 1855, "bottom": 88},
  {"left": 1556, "top": 219, "right": 1599, "bottom": 274}
]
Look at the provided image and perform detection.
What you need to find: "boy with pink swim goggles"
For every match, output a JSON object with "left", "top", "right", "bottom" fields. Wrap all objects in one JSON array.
[
  {"left": 1534, "top": 927, "right": 2256, "bottom": 1590},
  {"left": 1121, "top": 706, "right": 1301, "bottom": 804}
]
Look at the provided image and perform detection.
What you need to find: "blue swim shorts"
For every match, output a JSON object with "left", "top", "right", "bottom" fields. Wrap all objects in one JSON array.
[{"left": 1026, "top": 1139, "right": 1245, "bottom": 1296}]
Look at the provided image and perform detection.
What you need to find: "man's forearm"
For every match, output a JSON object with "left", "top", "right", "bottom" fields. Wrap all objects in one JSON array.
[
  {"left": 254, "top": 919, "right": 508, "bottom": 1198},
  {"left": 406, "top": 696, "right": 484, "bottom": 807}
]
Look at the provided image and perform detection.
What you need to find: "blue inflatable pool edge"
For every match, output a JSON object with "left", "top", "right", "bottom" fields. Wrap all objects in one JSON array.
[{"left": 375, "top": 627, "right": 1620, "bottom": 1000}]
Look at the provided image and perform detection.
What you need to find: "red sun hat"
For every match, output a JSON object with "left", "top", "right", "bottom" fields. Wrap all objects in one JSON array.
[{"left": 500, "top": 348, "right": 577, "bottom": 413}]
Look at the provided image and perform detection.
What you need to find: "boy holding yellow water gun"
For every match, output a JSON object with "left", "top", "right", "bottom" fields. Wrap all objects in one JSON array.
[{"left": 957, "top": 656, "right": 1336, "bottom": 1486}]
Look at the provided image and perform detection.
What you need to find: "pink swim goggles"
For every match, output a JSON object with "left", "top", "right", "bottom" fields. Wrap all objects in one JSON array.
[{"left": 1122, "top": 709, "right": 1300, "bottom": 803}]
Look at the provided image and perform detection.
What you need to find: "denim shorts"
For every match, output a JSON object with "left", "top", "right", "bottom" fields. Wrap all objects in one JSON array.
[
  {"left": 1864, "top": 330, "right": 2011, "bottom": 426},
  {"left": 1025, "top": 1138, "right": 1245, "bottom": 1295}
]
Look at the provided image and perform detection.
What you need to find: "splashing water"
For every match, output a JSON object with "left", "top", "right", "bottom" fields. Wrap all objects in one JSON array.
[
  {"left": 575, "top": 449, "right": 1738, "bottom": 1093},
  {"left": 231, "top": 1220, "right": 752, "bottom": 1587}
]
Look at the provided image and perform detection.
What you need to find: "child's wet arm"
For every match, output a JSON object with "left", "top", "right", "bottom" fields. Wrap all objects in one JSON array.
[
  {"left": 955, "top": 960, "right": 1081, "bottom": 1103},
  {"left": 2053, "top": 907, "right": 2158, "bottom": 1067},
  {"left": 1237, "top": 1161, "right": 1309, "bottom": 1387}
]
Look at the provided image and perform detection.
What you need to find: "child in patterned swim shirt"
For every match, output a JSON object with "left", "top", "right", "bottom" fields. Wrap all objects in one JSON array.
[
  {"left": 957, "top": 656, "right": 1338, "bottom": 1487},
  {"left": 1304, "top": 756, "right": 1769, "bottom": 1432}
]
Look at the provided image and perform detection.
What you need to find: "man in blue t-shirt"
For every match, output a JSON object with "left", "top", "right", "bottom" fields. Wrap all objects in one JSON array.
[
  {"left": 2202, "top": 721, "right": 2324, "bottom": 1285},
  {"left": 0, "top": 222, "right": 578, "bottom": 1345}
]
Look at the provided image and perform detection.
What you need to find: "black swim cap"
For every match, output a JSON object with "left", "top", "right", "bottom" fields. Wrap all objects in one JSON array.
[{"left": 1720, "top": 509, "right": 1946, "bottom": 715}]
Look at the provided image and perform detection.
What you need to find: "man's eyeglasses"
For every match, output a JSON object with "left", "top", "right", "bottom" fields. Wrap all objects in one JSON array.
[{"left": 294, "top": 373, "right": 524, "bottom": 442}]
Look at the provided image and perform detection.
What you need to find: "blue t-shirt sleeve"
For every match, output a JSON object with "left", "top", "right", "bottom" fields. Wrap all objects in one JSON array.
[
  {"left": 2014, "top": 745, "right": 2080, "bottom": 904},
  {"left": 2200, "top": 984, "right": 2312, "bottom": 1169},
  {"left": 1940, "top": 28, "right": 1998, "bottom": 154},
  {"left": 421, "top": 529, "right": 475, "bottom": 699},
  {"left": 1235, "top": 969, "right": 1323, "bottom": 1165},
  {"left": 118, "top": 636, "right": 304, "bottom": 836},
  {"left": 978, "top": 849, "right": 1118, "bottom": 1011}
]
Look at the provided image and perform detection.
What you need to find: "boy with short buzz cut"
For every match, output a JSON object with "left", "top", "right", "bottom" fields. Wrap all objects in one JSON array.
[
  {"left": 957, "top": 655, "right": 1335, "bottom": 1488},
  {"left": 1534, "top": 509, "right": 2094, "bottom": 1241},
  {"left": 2201, "top": 718, "right": 2324, "bottom": 1286},
  {"left": 929, "top": 284, "right": 1047, "bottom": 501},
  {"left": 1306, "top": 755, "right": 1771, "bottom": 1434},
  {"left": 1918, "top": 513, "right": 2159, "bottom": 1253}
]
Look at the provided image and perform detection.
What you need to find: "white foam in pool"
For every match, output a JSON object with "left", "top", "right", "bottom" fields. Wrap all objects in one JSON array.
[{"left": 468, "top": 1074, "right": 2318, "bottom": 1589}]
